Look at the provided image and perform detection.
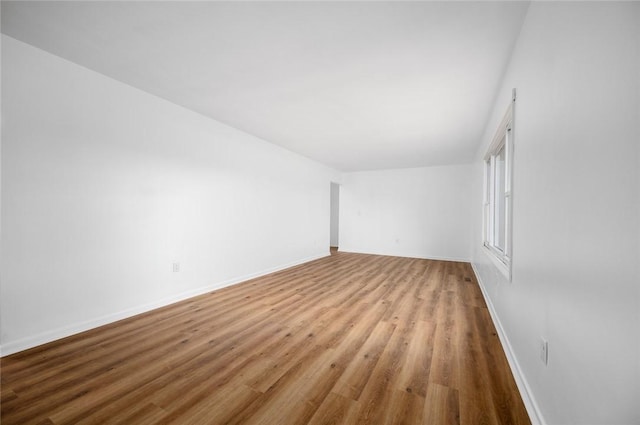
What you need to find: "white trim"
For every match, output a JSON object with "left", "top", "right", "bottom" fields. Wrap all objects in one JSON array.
[
  {"left": 0, "top": 252, "right": 330, "bottom": 357},
  {"left": 484, "top": 103, "right": 513, "bottom": 161},
  {"left": 482, "top": 244, "right": 511, "bottom": 281},
  {"left": 482, "top": 97, "right": 514, "bottom": 281},
  {"left": 471, "top": 262, "right": 546, "bottom": 425}
]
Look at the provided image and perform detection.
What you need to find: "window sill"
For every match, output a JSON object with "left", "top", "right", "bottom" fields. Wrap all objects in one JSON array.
[{"left": 482, "top": 245, "right": 512, "bottom": 282}]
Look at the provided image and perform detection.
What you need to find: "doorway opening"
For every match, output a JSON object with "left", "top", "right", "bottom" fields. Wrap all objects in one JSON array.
[{"left": 330, "top": 182, "right": 340, "bottom": 253}]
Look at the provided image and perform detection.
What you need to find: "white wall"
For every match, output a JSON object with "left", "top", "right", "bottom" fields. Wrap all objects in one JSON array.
[
  {"left": 340, "top": 165, "right": 472, "bottom": 261},
  {"left": 471, "top": 3, "right": 640, "bottom": 424},
  {"left": 0, "top": 7, "right": 4, "bottom": 355},
  {"left": 637, "top": 9, "right": 640, "bottom": 400},
  {"left": 0, "top": 35, "right": 339, "bottom": 355}
]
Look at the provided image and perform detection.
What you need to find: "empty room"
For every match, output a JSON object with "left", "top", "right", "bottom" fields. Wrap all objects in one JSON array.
[{"left": 1, "top": 1, "right": 639, "bottom": 424}]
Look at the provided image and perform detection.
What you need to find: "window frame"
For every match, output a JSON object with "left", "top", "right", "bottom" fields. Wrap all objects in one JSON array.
[{"left": 483, "top": 94, "right": 514, "bottom": 280}]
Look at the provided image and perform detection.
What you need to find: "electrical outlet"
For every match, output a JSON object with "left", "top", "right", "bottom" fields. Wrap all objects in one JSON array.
[
  {"left": 540, "top": 339, "right": 548, "bottom": 365},
  {"left": 172, "top": 262, "right": 180, "bottom": 273}
]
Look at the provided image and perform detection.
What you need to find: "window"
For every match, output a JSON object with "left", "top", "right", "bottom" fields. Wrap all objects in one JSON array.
[{"left": 483, "top": 92, "right": 514, "bottom": 280}]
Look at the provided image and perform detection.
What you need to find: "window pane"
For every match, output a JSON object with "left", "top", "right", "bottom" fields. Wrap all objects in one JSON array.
[
  {"left": 485, "top": 160, "right": 491, "bottom": 201},
  {"left": 494, "top": 145, "right": 506, "bottom": 251},
  {"left": 484, "top": 160, "right": 491, "bottom": 243}
]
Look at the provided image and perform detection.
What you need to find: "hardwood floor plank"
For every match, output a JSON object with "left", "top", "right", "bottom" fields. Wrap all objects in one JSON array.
[
  {"left": 423, "top": 383, "right": 460, "bottom": 425},
  {"left": 241, "top": 349, "right": 343, "bottom": 425},
  {"left": 455, "top": 303, "right": 501, "bottom": 425},
  {"left": 0, "top": 252, "right": 530, "bottom": 425},
  {"left": 97, "top": 402, "right": 168, "bottom": 425},
  {"left": 395, "top": 319, "right": 435, "bottom": 398},
  {"left": 165, "top": 384, "right": 262, "bottom": 425},
  {"left": 428, "top": 290, "right": 459, "bottom": 389},
  {"left": 307, "top": 392, "right": 361, "bottom": 425},
  {"left": 386, "top": 389, "right": 426, "bottom": 425},
  {"left": 353, "top": 321, "right": 417, "bottom": 424},
  {"left": 331, "top": 319, "right": 396, "bottom": 401}
]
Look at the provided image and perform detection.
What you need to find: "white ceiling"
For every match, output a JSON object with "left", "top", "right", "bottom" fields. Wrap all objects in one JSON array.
[{"left": 2, "top": 1, "right": 529, "bottom": 171}]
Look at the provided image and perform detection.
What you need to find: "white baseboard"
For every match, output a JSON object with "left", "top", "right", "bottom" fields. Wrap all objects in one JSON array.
[
  {"left": 0, "top": 252, "right": 330, "bottom": 357},
  {"left": 470, "top": 262, "right": 546, "bottom": 425}
]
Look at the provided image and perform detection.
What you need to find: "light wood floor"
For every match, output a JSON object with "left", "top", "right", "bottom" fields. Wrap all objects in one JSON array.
[{"left": 1, "top": 251, "right": 530, "bottom": 425}]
